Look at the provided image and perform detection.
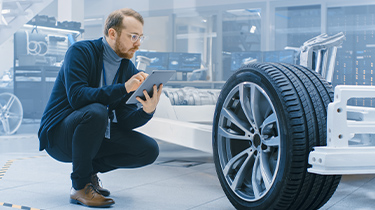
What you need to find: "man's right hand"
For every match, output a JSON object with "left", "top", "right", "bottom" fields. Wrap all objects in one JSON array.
[{"left": 125, "top": 72, "right": 148, "bottom": 93}]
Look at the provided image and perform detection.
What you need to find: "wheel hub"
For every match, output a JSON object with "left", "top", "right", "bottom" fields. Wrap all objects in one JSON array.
[{"left": 253, "top": 134, "right": 261, "bottom": 148}]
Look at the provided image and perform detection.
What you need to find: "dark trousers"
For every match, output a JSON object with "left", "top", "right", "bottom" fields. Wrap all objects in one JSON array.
[{"left": 45, "top": 103, "right": 159, "bottom": 190}]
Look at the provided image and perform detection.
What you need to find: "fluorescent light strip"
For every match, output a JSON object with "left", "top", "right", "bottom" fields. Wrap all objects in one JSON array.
[{"left": 23, "top": 24, "right": 81, "bottom": 34}]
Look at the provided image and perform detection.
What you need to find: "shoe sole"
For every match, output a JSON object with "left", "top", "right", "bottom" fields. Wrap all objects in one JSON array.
[{"left": 70, "top": 198, "right": 114, "bottom": 208}]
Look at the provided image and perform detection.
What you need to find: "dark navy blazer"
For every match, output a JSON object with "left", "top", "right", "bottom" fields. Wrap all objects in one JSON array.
[{"left": 38, "top": 38, "right": 153, "bottom": 151}]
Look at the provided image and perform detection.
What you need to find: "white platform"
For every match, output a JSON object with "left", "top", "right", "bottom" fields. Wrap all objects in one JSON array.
[
  {"left": 0, "top": 122, "right": 375, "bottom": 210},
  {"left": 309, "top": 85, "right": 375, "bottom": 175}
]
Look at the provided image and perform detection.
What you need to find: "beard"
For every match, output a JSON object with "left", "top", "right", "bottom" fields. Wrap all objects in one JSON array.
[{"left": 114, "top": 36, "right": 138, "bottom": 59}]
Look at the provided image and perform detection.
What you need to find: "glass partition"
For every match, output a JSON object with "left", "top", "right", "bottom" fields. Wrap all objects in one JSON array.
[
  {"left": 173, "top": 14, "right": 216, "bottom": 83},
  {"left": 275, "top": 5, "right": 321, "bottom": 50},
  {"left": 139, "top": 13, "right": 220, "bottom": 107},
  {"left": 222, "top": 8, "right": 262, "bottom": 80},
  {"left": 137, "top": 1, "right": 375, "bottom": 108},
  {"left": 328, "top": 5, "right": 375, "bottom": 106}
]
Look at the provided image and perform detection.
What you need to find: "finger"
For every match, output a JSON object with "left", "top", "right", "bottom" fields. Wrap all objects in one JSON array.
[
  {"left": 139, "top": 71, "right": 148, "bottom": 76},
  {"left": 136, "top": 96, "right": 145, "bottom": 105},
  {"left": 135, "top": 75, "right": 145, "bottom": 83},
  {"left": 139, "top": 72, "right": 148, "bottom": 80},
  {"left": 130, "top": 76, "right": 140, "bottom": 85},
  {"left": 136, "top": 76, "right": 143, "bottom": 83},
  {"left": 152, "top": 85, "right": 158, "bottom": 98},
  {"left": 157, "top": 84, "right": 163, "bottom": 97},
  {"left": 143, "top": 90, "right": 151, "bottom": 100},
  {"left": 132, "top": 79, "right": 142, "bottom": 89}
]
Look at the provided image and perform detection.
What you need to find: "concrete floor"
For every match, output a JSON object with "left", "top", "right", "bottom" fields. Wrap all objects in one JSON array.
[{"left": 0, "top": 121, "right": 374, "bottom": 210}]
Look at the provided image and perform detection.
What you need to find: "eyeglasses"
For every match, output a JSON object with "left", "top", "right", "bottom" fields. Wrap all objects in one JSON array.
[{"left": 127, "top": 33, "right": 145, "bottom": 43}]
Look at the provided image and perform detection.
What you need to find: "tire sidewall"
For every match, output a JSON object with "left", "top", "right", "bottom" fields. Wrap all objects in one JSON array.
[{"left": 213, "top": 67, "right": 292, "bottom": 209}]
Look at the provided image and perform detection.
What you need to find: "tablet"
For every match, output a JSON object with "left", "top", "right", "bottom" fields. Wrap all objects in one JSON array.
[{"left": 126, "top": 70, "right": 176, "bottom": 104}]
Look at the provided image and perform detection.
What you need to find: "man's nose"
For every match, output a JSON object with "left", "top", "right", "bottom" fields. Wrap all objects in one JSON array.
[{"left": 134, "top": 39, "right": 141, "bottom": 46}]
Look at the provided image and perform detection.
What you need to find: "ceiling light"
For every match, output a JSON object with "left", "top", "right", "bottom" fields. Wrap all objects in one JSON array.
[
  {"left": 2, "top": 9, "right": 11, "bottom": 15},
  {"left": 250, "top": 26, "right": 256, "bottom": 33}
]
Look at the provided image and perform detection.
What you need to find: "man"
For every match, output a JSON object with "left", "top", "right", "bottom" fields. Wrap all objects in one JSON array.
[{"left": 38, "top": 8, "right": 162, "bottom": 208}]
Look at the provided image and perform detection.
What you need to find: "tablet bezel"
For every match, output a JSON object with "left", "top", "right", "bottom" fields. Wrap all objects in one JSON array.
[{"left": 126, "top": 70, "right": 176, "bottom": 104}]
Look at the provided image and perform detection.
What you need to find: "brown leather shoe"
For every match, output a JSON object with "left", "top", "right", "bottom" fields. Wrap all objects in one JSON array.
[
  {"left": 70, "top": 183, "right": 115, "bottom": 207},
  {"left": 91, "top": 174, "right": 111, "bottom": 196}
]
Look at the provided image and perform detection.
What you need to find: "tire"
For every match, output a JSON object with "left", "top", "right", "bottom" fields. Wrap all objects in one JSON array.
[{"left": 212, "top": 63, "right": 341, "bottom": 210}]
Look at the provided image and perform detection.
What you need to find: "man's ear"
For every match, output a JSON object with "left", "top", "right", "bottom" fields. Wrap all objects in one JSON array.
[{"left": 107, "top": 28, "right": 117, "bottom": 40}]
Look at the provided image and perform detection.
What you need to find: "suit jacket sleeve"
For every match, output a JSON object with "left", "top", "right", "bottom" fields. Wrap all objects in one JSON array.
[
  {"left": 114, "top": 101, "right": 153, "bottom": 130},
  {"left": 111, "top": 61, "right": 153, "bottom": 130},
  {"left": 63, "top": 43, "right": 128, "bottom": 110}
]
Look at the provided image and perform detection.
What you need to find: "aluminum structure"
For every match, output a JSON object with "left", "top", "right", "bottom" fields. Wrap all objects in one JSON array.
[
  {"left": 294, "top": 32, "right": 375, "bottom": 175},
  {"left": 138, "top": 32, "right": 375, "bottom": 176},
  {"left": 308, "top": 85, "right": 375, "bottom": 174},
  {"left": 137, "top": 32, "right": 375, "bottom": 209},
  {"left": 299, "top": 32, "right": 345, "bottom": 83}
]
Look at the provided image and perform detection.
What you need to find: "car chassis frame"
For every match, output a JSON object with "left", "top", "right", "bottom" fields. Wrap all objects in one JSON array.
[{"left": 137, "top": 32, "right": 375, "bottom": 176}]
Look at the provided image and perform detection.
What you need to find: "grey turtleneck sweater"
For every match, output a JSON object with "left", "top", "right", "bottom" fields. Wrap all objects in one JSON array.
[{"left": 101, "top": 37, "right": 122, "bottom": 86}]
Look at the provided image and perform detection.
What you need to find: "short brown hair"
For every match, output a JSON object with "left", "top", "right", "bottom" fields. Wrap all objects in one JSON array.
[{"left": 104, "top": 8, "right": 144, "bottom": 36}]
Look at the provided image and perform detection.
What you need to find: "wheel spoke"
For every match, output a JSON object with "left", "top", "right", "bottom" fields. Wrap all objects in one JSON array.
[
  {"left": 5, "top": 95, "right": 15, "bottom": 113},
  {"left": 223, "top": 149, "right": 250, "bottom": 177},
  {"left": 250, "top": 84, "right": 262, "bottom": 129},
  {"left": 251, "top": 155, "right": 261, "bottom": 198},
  {"left": 239, "top": 83, "right": 256, "bottom": 128},
  {"left": 260, "top": 113, "right": 276, "bottom": 130},
  {"left": 263, "top": 136, "right": 280, "bottom": 147},
  {"left": 2, "top": 119, "right": 10, "bottom": 134},
  {"left": 218, "top": 126, "right": 252, "bottom": 141},
  {"left": 231, "top": 150, "right": 255, "bottom": 191},
  {"left": 7, "top": 112, "right": 21, "bottom": 119},
  {"left": 259, "top": 151, "right": 273, "bottom": 190},
  {"left": 221, "top": 108, "right": 250, "bottom": 133},
  {"left": 264, "top": 106, "right": 273, "bottom": 119}
]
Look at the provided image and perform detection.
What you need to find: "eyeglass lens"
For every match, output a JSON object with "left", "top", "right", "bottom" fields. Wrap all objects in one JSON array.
[{"left": 131, "top": 34, "right": 144, "bottom": 43}]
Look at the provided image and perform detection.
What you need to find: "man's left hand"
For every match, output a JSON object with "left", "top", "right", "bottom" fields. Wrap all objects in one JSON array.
[{"left": 136, "top": 84, "right": 163, "bottom": 114}]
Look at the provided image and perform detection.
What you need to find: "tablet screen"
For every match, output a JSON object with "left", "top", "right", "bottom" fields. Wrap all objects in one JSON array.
[{"left": 126, "top": 70, "right": 176, "bottom": 104}]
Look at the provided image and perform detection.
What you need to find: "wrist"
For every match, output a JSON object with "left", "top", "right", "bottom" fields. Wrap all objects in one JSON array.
[
  {"left": 143, "top": 107, "right": 155, "bottom": 114},
  {"left": 124, "top": 82, "right": 129, "bottom": 93}
]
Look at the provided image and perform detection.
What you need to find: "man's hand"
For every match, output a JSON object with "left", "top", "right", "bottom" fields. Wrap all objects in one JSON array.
[
  {"left": 136, "top": 84, "right": 163, "bottom": 114},
  {"left": 125, "top": 72, "right": 148, "bottom": 93}
]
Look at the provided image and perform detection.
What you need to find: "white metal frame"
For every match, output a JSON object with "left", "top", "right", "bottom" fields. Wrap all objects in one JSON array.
[
  {"left": 139, "top": 84, "right": 375, "bottom": 176},
  {"left": 137, "top": 117, "right": 213, "bottom": 153},
  {"left": 299, "top": 32, "right": 345, "bottom": 82},
  {"left": 308, "top": 85, "right": 375, "bottom": 175},
  {"left": 132, "top": 3, "right": 375, "bottom": 210},
  {"left": 137, "top": 25, "right": 375, "bottom": 176},
  {"left": 136, "top": 93, "right": 214, "bottom": 153},
  {"left": 298, "top": 32, "right": 375, "bottom": 175}
]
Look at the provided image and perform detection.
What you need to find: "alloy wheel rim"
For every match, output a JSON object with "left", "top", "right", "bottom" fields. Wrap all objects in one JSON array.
[
  {"left": 0, "top": 93, "right": 23, "bottom": 135},
  {"left": 217, "top": 82, "right": 281, "bottom": 202}
]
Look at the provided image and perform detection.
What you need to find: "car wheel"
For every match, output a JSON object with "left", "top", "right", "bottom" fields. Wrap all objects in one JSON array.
[{"left": 212, "top": 63, "right": 341, "bottom": 209}]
